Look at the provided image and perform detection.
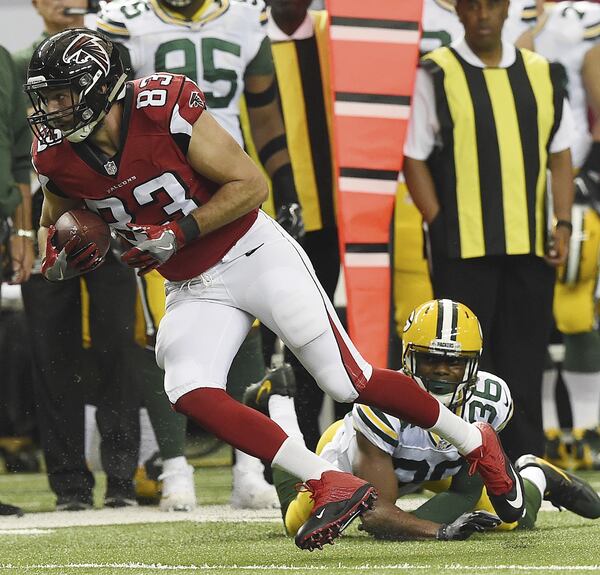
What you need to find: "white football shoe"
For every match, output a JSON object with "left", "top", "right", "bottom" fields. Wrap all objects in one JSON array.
[
  {"left": 159, "top": 459, "right": 197, "bottom": 512},
  {"left": 230, "top": 455, "right": 280, "bottom": 510}
]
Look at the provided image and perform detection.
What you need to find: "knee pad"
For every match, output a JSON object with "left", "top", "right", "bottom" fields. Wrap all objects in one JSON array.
[
  {"left": 313, "top": 364, "right": 359, "bottom": 403},
  {"left": 270, "top": 283, "right": 329, "bottom": 350},
  {"left": 316, "top": 420, "right": 344, "bottom": 455},
  {"left": 163, "top": 360, "right": 207, "bottom": 404},
  {"left": 554, "top": 280, "right": 597, "bottom": 334}
]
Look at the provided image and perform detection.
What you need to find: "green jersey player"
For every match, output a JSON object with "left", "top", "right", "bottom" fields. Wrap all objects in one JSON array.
[{"left": 244, "top": 299, "right": 600, "bottom": 540}]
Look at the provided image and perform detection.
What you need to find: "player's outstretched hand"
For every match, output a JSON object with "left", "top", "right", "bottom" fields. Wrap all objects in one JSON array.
[
  {"left": 121, "top": 222, "right": 180, "bottom": 276},
  {"left": 436, "top": 510, "right": 501, "bottom": 541},
  {"left": 276, "top": 202, "right": 305, "bottom": 242},
  {"left": 42, "top": 225, "right": 103, "bottom": 282}
]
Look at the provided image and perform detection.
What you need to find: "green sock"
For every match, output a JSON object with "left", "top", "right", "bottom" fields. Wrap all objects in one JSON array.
[
  {"left": 517, "top": 479, "right": 542, "bottom": 530},
  {"left": 272, "top": 467, "right": 300, "bottom": 521},
  {"left": 227, "top": 325, "right": 265, "bottom": 401}
]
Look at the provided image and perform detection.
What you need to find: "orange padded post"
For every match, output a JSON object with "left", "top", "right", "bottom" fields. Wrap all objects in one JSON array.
[{"left": 327, "top": 0, "right": 422, "bottom": 366}]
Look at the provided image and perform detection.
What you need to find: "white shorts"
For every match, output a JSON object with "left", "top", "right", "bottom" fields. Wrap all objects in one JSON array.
[{"left": 156, "top": 211, "right": 373, "bottom": 403}]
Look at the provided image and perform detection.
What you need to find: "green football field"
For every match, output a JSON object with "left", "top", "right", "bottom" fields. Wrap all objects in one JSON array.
[{"left": 0, "top": 467, "right": 599, "bottom": 575}]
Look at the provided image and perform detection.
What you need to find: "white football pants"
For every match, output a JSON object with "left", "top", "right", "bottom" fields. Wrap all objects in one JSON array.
[{"left": 156, "top": 211, "right": 372, "bottom": 404}]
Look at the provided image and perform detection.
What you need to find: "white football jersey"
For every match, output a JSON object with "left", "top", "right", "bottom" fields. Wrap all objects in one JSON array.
[
  {"left": 319, "top": 371, "right": 513, "bottom": 488},
  {"left": 420, "top": 0, "right": 537, "bottom": 54},
  {"left": 97, "top": 0, "right": 268, "bottom": 145},
  {"left": 420, "top": 0, "right": 464, "bottom": 54},
  {"left": 502, "top": 0, "right": 538, "bottom": 44},
  {"left": 533, "top": 1, "right": 600, "bottom": 168}
]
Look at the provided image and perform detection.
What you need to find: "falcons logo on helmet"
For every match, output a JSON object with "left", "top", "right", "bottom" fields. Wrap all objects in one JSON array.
[{"left": 63, "top": 34, "right": 110, "bottom": 75}]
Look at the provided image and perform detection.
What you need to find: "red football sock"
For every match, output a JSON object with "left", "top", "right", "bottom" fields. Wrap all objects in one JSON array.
[
  {"left": 357, "top": 367, "right": 440, "bottom": 428},
  {"left": 174, "top": 388, "right": 287, "bottom": 461}
]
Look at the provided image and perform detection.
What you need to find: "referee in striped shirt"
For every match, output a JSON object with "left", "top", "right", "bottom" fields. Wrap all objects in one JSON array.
[{"left": 403, "top": 0, "right": 574, "bottom": 460}]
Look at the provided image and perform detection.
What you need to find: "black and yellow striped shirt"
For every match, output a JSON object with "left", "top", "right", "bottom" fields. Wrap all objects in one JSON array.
[
  {"left": 424, "top": 46, "right": 566, "bottom": 259},
  {"left": 264, "top": 11, "right": 336, "bottom": 232}
]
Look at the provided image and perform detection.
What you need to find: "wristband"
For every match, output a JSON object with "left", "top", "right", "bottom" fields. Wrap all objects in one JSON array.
[
  {"left": 13, "top": 228, "right": 36, "bottom": 240},
  {"left": 245, "top": 80, "right": 277, "bottom": 108},
  {"left": 258, "top": 134, "right": 288, "bottom": 167},
  {"left": 556, "top": 219, "right": 573, "bottom": 234},
  {"left": 177, "top": 214, "right": 201, "bottom": 245},
  {"left": 271, "top": 163, "right": 298, "bottom": 207},
  {"left": 581, "top": 141, "right": 600, "bottom": 173}
]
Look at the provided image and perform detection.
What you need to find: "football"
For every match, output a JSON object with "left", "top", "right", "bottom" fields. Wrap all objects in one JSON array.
[{"left": 54, "top": 209, "right": 111, "bottom": 258}]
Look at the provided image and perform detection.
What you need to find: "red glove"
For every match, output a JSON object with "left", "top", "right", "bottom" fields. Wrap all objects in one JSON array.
[
  {"left": 41, "top": 225, "right": 104, "bottom": 281},
  {"left": 121, "top": 221, "right": 186, "bottom": 276}
]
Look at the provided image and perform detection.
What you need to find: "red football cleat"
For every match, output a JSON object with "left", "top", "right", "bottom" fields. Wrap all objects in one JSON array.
[
  {"left": 294, "top": 470, "right": 377, "bottom": 551},
  {"left": 464, "top": 422, "right": 525, "bottom": 524}
]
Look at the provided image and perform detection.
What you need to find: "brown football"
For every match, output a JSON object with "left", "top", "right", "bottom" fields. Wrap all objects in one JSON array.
[{"left": 54, "top": 209, "right": 111, "bottom": 258}]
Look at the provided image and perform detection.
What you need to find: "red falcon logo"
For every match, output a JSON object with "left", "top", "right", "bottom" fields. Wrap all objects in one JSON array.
[{"left": 63, "top": 34, "right": 110, "bottom": 75}]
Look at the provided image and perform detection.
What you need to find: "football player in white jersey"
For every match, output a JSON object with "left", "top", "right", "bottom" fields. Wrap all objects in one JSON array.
[
  {"left": 97, "top": 0, "right": 303, "bottom": 508},
  {"left": 515, "top": 1, "right": 600, "bottom": 470},
  {"left": 420, "top": 0, "right": 465, "bottom": 54},
  {"left": 245, "top": 300, "right": 600, "bottom": 539}
]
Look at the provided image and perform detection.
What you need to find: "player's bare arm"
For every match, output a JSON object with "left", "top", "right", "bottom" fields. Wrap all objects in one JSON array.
[
  {"left": 353, "top": 431, "right": 440, "bottom": 540},
  {"left": 245, "top": 70, "right": 304, "bottom": 240},
  {"left": 185, "top": 110, "right": 268, "bottom": 236},
  {"left": 545, "top": 148, "right": 574, "bottom": 266},
  {"left": 403, "top": 156, "right": 441, "bottom": 224},
  {"left": 122, "top": 108, "right": 268, "bottom": 275},
  {"left": 245, "top": 73, "right": 290, "bottom": 178},
  {"left": 10, "top": 182, "right": 35, "bottom": 284}
]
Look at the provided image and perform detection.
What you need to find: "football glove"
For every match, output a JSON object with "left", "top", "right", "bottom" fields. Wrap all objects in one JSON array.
[
  {"left": 436, "top": 510, "right": 501, "bottom": 541},
  {"left": 121, "top": 221, "right": 185, "bottom": 275},
  {"left": 41, "top": 225, "right": 103, "bottom": 282},
  {"left": 574, "top": 169, "right": 600, "bottom": 214},
  {"left": 276, "top": 202, "right": 305, "bottom": 242}
]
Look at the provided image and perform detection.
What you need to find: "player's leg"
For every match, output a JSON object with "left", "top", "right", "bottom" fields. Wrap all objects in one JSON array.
[
  {"left": 230, "top": 214, "right": 522, "bottom": 523},
  {"left": 160, "top": 283, "right": 376, "bottom": 550},
  {"left": 292, "top": 226, "right": 342, "bottom": 451},
  {"left": 228, "top": 324, "right": 279, "bottom": 510},
  {"left": 21, "top": 274, "right": 95, "bottom": 510},
  {"left": 242, "top": 374, "right": 344, "bottom": 537},
  {"left": 134, "top": 271, "right": 195, "bottom": 511},
  {"left": 86, "top": 254, "right": 140, "bottom": 507},
  {"left": 563, "top": 331, "right": 600, "bottom": 469},
  {"left": 474, "top": 452, "right": 600, "bottom": 530},
  {"left": 541, "top": 345, "right": 571, "bottom": 467},
  {"left": 554, "top": 207, "right": 600, "bottom": 469},
  {"left": 242, "top": 365, "right": 311, "bottom": 532},
  {"left": 516, "top": 454, "right": 600, "bottom": 521}
]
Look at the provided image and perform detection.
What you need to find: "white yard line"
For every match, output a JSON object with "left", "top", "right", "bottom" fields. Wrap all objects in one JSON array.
[
  {"left": 0, "top": 529, "right": 54, "bottom": 535},
  {"left": 0, "top": 499, "right": 568, "bottom": 532},
  {"left": 0, "top": 505, "right": 280, "bottom": 530},
  {"left": 0, "top": 563, "right": 599, "bottom": 572}
]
